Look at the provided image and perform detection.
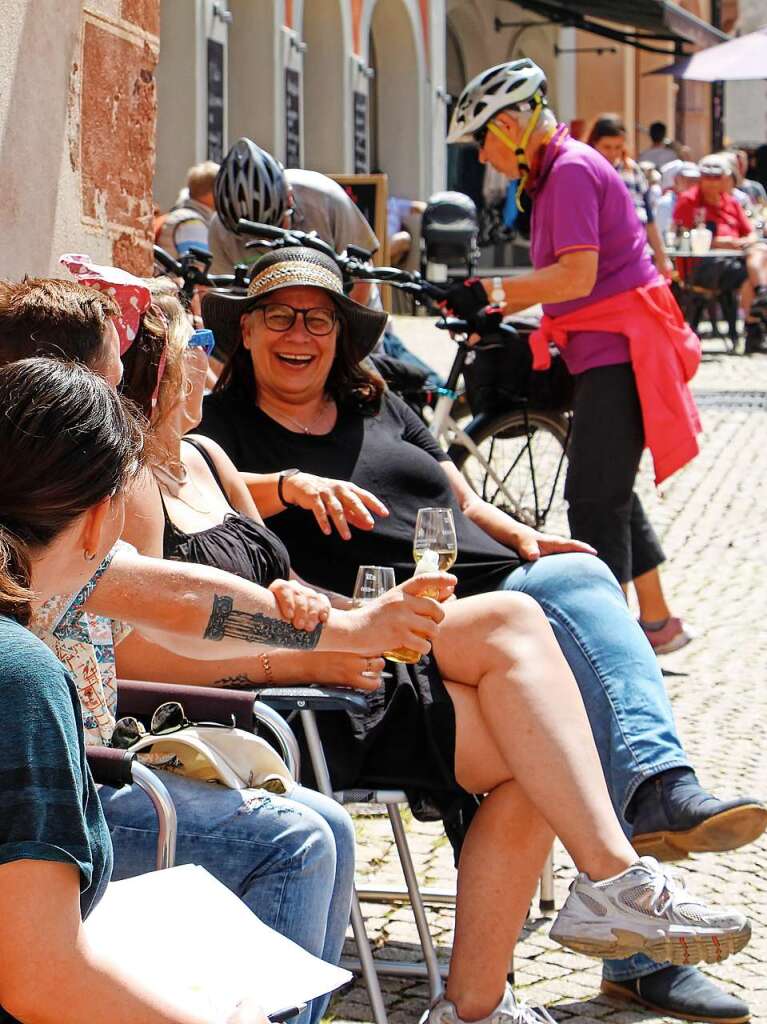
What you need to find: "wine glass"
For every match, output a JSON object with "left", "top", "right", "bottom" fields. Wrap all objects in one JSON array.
[
  {"left": 352, "top": 565, "right": 395, "bottom": 605},
  {"left": 413, "top": 507, "right": 458, "bottom": 571},
  {"left": 353, "top": 566, "right": 396, "bottom": 682},
  {"left": 385, "top": 509, "right": 458, "bottom": 664}
]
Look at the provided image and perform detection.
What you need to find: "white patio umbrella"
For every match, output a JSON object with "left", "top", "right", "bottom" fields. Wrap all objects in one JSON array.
[{"left": 651, "top": 25, "right": 767, "bottom": 81}]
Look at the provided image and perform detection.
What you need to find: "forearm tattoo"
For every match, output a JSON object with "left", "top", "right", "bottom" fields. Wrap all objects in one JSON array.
[
  {"left": 214, "top": 674, "right": 258, "bottom": 689},
  {"left": 204, "top": 595, "right": 322, "bottom": 650}
]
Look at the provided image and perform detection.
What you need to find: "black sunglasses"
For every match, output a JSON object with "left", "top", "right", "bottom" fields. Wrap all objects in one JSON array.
[{"left": 111, "top": 701, "right": 233, "bottom": 749}]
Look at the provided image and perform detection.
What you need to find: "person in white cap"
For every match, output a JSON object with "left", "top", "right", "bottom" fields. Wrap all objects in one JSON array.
[{"left": 655, "top": 160, "right": 701, "bottom": 237}]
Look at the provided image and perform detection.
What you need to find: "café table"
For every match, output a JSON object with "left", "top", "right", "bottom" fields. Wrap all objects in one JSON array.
[{"left": 664, "top": 248, "right": 746, "bottom": 354}]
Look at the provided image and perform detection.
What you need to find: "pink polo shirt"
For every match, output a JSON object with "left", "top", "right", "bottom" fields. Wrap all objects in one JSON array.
[{"left": 529, "top": 126, "right": 657, "bottom": 374}]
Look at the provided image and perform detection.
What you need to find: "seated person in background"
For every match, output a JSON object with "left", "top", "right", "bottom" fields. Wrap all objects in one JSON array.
[
  {"left": 386, "top": 194, "right": 427, "bottom": 269},
  {"left": 730, "top": 148, "right": 767, "bottom": 209},
  {"left": 713, "top": 151, "right": 757, "bottom": 214},
  {"left": 0, "top": 357, "right": 265, "bottom": 1024},
  {"left": 155, "top": 160, "right": 219, "bottom": 257},
  {"left": 639, "top": 121, "right": 678, "bottom": 169},
  {"left": 655, "top": 160, "right": 701, "bottom": 237},
  {"left": 674, "top": 155, "right": 767, "bottom": 354}
]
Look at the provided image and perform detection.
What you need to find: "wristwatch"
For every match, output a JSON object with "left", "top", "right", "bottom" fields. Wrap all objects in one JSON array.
[{"left": 277, "top": 468, "right": 301, "bottom": 507}]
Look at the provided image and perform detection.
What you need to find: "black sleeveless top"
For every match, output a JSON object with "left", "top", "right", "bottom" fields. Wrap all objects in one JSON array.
[{"left": 160, "top": 437, "right": 291, "bottom": 586}]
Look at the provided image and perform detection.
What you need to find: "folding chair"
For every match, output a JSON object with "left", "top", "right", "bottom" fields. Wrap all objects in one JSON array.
[
  {"left": 253, "top": 689, "right": 557, "bottom": 1021},
  {"left": 88, "top": 746, "right": 177, "bottom": 869},
  {"left": 116, "top": 681, "right": 556, "bottom": 1024}
]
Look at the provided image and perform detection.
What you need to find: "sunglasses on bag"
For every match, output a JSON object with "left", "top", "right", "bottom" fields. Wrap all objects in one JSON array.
[
  {"left": 187, "top": 328, "right": 216, "bottom": 356},
  {"left": 111, "top": 700, "right": 233, "bottom": 750}
]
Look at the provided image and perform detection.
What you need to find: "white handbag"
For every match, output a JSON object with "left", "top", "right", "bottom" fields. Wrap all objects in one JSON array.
[{"left": 129, "top": 725, "right": 295, "bottom": 794}]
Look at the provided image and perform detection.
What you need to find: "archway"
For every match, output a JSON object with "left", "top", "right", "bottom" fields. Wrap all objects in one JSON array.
[
  {"left": 302, "top": 0, "right": 349, "bottom": 173},
  {"left": 368, "top": 0, "right": 424, "bottom": 198}
]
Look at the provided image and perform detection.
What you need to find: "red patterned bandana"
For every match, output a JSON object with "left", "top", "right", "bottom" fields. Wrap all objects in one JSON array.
[{"left": 59, "top": 253, "right": 151, "bottom": 355}]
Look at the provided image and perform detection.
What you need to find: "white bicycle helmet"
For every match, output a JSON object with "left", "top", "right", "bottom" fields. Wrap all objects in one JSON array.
[
  {"left": 214, "top": 138, "right": 289, "bottom": 233},
  {"left": 447, "top": 59, "right": 547, "bottom": 145}
]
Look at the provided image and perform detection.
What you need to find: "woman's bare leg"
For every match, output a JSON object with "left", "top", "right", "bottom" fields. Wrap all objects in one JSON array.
[
  {"left": 432, "top": 590, "right": 637, "bottom": 878},
  {"left": 445, "top": 684, "right": 554, "bottom": 1019}
]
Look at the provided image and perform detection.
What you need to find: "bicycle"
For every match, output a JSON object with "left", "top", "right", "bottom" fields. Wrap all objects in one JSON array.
[{"left": 158, "top": 224, "right": 573, "bottom": 532}]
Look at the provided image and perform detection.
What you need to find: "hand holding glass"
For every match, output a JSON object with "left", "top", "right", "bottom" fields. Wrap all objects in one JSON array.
[{"left": 385, "top": 508, "right": 457, "bottom": 664}]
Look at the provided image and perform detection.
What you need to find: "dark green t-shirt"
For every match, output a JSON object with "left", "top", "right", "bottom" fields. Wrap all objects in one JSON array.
[{"left": 0, "top": 615, "right": 113, "bottom": 1023}]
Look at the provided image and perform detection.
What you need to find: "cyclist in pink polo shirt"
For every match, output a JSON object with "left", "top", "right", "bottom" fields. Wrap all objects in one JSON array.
[
  {"left": 448, "top": 59, "right": 691, "bottom": 654},
  {"left": 448, "top": 58, "right": 745, "bottom": 1024}
]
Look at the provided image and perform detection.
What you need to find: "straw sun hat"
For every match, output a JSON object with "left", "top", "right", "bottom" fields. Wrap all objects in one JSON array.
[{"left": 201, "top": 247, "right": 388, "bottom": 363}]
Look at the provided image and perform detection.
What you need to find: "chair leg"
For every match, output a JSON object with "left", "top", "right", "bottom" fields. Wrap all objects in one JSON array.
[
  {"left": 386, "top": 802, "right": 444, "bottom": 1002},
  {"left": 300, "top": 710, "right": 390, "bottom": 1023},
  {"left": 539, "top": 844, "right": 555, "bottom": 913},
  {"left": 350, "top": 890, "right": 390, "bottom": 1024}
]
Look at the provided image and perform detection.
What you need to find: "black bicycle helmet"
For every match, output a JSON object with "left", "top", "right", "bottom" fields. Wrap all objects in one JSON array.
[{"left": 214, "top": 138, "right": 289, "bottom": 233}]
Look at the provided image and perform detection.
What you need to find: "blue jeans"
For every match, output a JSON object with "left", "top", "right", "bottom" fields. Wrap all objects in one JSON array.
[
  {"left": 501, "top": 552, "right": 690, "bottom": 981},
  {"left": 100, "top": 775, "right": 355, "bottom": 1024}
]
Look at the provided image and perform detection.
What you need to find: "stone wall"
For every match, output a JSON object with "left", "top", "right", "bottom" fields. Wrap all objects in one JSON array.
[{"left": 0, "top": 0, "right": 159, "bottom": 278}]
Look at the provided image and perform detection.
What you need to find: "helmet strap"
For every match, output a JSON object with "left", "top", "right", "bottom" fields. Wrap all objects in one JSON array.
[{"left": 487, "top": 92, "right": 546, "bottom": 210}]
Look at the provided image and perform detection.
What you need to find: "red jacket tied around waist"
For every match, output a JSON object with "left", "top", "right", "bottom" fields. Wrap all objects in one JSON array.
[{"left": 529, "top": 280, "right": 702, "bottom": 486}]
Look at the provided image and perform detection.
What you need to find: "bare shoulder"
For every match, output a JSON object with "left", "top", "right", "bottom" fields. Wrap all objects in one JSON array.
[
  {"left": 122, "top": 467, "right": 165, "bottom": 556},
  {"left": 186, "top": 433, "right": 241, "bottom": 487},
  {"left": 186, "top": 433, "right": 260, "bottom": 517}
]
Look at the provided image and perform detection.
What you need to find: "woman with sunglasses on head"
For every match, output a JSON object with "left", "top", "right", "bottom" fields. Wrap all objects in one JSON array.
[{"left": 0, "top": 357, "right": 268, "bottom": 1024}]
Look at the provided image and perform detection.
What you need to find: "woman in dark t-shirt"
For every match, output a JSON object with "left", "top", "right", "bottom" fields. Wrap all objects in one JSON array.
[
  {"left": 0, "top": 358, "right": 262, "bottom": 1024},
  {"left": 197, "top": 249, "right": 749, "bottom": 1023}
]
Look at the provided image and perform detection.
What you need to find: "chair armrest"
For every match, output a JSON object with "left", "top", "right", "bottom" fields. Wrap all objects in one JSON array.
[
  {"left": 117, "top": 679, "right": 257, "bottom": 730},
  {"left": 251, "top": 686, "right": 370, "bottom": 714},
  {"left": 87, "top": 746, "right": 136, "bottom": 788}
]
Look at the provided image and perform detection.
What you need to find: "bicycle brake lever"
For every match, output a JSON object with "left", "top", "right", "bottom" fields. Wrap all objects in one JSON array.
[{"left": 436, "top": 317, "right": 470, "bottom": 333}]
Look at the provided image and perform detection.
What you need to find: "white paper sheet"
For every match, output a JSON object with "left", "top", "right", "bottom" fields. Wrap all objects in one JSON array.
[{"left": 85, "top": 865, "right": 351, "bottom": 1020}]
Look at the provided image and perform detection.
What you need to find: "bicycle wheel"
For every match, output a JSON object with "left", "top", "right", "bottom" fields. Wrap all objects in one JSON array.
[{"left": 449, "top": 409, "right": 571, "bottom": 532}]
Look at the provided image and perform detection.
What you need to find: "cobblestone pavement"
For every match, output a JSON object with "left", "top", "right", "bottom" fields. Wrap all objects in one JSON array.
[{"left": 330, "top": 318, "right": 767, "bottom": 1024}]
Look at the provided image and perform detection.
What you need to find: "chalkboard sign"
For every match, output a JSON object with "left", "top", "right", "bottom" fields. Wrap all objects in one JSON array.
[
  {"left": 353, "top": 91, "right": 368, "bottom": 174},
  {"left": 207, "top": 39, "right": 225, "bottom": 162},
  {"left": 331, "top": 174, "right": 389, "bottom": 268},
  {"left": 285, "top": 67, "right": 301, "bottom": 167}
]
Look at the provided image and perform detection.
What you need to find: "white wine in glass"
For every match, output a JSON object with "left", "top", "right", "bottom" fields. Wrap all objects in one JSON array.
[{"left": 385, "top": 508, "right": 458, "bottom": 664}]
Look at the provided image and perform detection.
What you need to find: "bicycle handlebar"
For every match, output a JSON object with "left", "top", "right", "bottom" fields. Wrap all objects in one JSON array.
[
  {"left": 153, "top": 245, "right": 243, "bottom": 297},
  {"left": 235, "top": 218, "right": 450, "bottom": 302}
]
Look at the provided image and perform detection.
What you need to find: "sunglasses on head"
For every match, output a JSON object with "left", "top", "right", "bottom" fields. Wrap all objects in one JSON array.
[
  {"left": 187, "top": 328, "right": 216, "bottom": 357},
  {"left": 111, "top": 700, "right": 233, "bottom": 749}
]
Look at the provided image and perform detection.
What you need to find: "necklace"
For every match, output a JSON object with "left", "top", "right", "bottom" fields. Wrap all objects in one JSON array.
[
  {"left": 265, "top": 400, "right": 332, "bottom": 435},
  {"left": 154, "top": 460, "right": 189, "bottom": 488},
  {"left": 153, "top": 461, "right": 214, "bottom": 515}
]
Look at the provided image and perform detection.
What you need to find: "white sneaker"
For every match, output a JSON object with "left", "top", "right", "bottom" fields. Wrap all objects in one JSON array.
[
  {"left": 549, "top": 856, "right": 750, "bottom": 965},
  {"left": 421, "top": 985, "right": 556, "bottom": 1024}
]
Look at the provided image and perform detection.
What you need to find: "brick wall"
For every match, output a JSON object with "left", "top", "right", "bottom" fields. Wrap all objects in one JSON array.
[
  {"left": 0, "top": 1, "right": 159, "bottom": 278},
  {"left": 77, "top": 3, "right": 160, "bottom": 274}
]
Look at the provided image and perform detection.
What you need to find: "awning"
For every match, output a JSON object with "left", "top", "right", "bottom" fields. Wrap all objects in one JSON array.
[
  {"left": 504, "top": 0, "right": 729, "bottom": 54},
  {"left": 649, "top": 26, "right": 767, "bottom": 80}
]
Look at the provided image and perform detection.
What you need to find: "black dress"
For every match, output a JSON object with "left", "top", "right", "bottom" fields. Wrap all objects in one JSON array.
[{"left": 164, "top": 437, "right": 476, "bottom": 837}]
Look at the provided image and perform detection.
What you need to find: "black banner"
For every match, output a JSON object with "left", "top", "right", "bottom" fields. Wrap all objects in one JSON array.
[
  {"left": 353, "top": 91, "right": 368, "bottom": 174},
  {"left": 285, "top": 67, "right": 301, "bottom": 167},
  {"left": 207, "top": 39, "right": 225, "bottom": 162}
]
